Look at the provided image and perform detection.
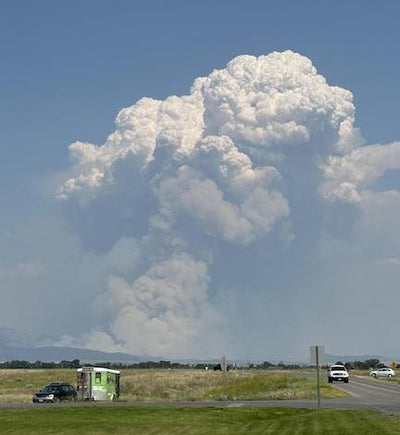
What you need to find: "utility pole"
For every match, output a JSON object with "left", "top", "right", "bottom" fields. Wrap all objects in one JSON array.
[
  {"left": 316, "top": 346, "right": 321, "bottom": 410},
  {"left": 310, "top": 345, "right": 325, "bottom": 410}
]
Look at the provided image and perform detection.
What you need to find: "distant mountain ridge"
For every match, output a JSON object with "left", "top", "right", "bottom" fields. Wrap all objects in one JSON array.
[
  {"left": 0, "top": 344, "right": 145, "bottom": 363},
  {"left": 0, "top": 327, "right": 157, "bottom": 363}
]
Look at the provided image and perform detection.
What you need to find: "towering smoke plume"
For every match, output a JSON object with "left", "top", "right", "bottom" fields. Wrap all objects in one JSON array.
[{"left": 57, "top": 51, "right": 400, "bottom": 358}]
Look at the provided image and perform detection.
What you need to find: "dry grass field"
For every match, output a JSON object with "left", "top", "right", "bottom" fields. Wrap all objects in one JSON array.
[
  {"left": 0, "top": 369, "right": 76, "bottom": 403},
  {"left": 0, "top": 368, "right": 347, "bottom": 403}
]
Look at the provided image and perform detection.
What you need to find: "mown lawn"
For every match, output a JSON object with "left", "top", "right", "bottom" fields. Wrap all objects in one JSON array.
[{"left": 1, "top": 406, "right": 399, "bottom": 434}]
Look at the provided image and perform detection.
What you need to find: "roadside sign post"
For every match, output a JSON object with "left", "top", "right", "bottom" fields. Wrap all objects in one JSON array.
[
  {"left": 310, "top": 345, "right": 325, "bottom": 410},
  {"left": 316, "top": 348, "right": 321, "bottom": 410},
  {"left": 222, "top": 355, "right": 227, "bottom": 401}
]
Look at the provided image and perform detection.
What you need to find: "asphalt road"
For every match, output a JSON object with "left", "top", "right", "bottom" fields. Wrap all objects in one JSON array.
[
  {"left": 2, "top": 375, "right": 400, "bottom": 415},
  {"left": 325, "top": 374, "right": 400, "bottom": 415}
]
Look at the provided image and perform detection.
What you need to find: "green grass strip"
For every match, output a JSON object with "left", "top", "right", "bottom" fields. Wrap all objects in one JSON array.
[{"left": 1, "top": 406, "right": 400, "bottom": 434}]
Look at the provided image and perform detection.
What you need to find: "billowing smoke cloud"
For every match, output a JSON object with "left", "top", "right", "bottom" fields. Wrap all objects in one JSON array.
[
  {"left": 320, "top": 141, "right": 400, "bottom": 203},
  {"left": 56, "top": 50, "right": 400, "bottom": 359}
]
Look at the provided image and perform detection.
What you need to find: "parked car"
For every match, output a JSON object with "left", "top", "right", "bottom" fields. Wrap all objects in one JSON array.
[
  {"left": 327, "top": 364, "right": 349, "bottom": 383},
  {"left": 32, "top": 382, "right": 77, "bottom": 403},
  {"left": 370, "top": 367, "right": 395, "bottom": 378}
]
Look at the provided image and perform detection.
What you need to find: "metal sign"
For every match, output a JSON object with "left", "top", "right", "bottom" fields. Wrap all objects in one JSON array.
[{"left": 310, "top": 345, "right": 326, "bottom": 365}]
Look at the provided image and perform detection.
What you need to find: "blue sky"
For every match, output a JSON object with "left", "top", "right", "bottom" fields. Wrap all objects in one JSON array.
[{"left": 2, "top": 0, "right": 400, "bottom": 360}]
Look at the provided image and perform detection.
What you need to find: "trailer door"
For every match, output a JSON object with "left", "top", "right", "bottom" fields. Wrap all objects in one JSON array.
[{"left": 77, "top": 370, "right": 92, "bottom": 401}]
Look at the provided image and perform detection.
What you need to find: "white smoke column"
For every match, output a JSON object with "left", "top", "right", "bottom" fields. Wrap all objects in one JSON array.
[
  {"left": 154, "top": 135, "right": 289, "bottom": 245},
  {"left": 197, "top": 51, "right": 360, "bottom": 156},
  {"left": 57, "top": 50, "right": 372, "bottom": 358},
  {"left": 57, "top": 51, "right": 359, "bottom": 201},
  {"left": 93, "top": 253, "right": 222, "bottom": 357}
]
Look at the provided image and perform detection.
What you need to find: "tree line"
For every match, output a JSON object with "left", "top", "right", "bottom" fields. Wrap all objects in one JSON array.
[
  {"left": 342, "top": 359, "right": 394, "bottom": 370},
  {"left": 0, "top": 358, "right": 392, "bottom": 370}
]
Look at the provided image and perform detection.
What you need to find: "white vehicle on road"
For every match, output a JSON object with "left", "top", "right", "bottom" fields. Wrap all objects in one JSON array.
[
  {"left": 370, "top": 367, "right": 395, "bottom": 378},
  {"left": 327, "top": 364, "right": 349, "bottom": 383}
]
